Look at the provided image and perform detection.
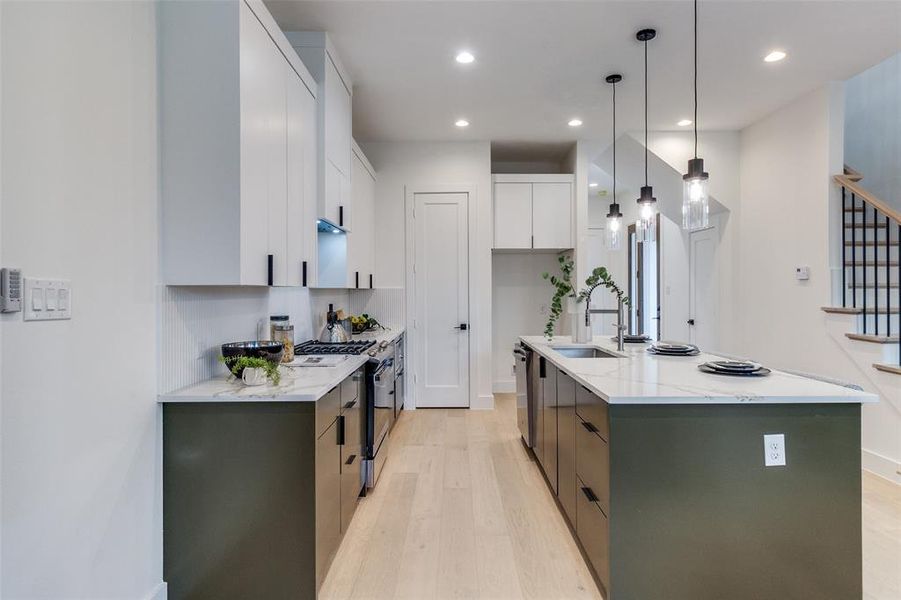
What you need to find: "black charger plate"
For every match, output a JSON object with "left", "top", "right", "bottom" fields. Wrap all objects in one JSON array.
[{"left": 698, "top": 364, "right": 771, "bottom": 377}]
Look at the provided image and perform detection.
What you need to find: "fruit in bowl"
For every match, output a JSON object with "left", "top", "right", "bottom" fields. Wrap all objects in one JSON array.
[{"left": 350, "top": 314, "right": 384, "bottom": 334}]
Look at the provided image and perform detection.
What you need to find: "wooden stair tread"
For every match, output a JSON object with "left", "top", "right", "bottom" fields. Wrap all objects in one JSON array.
[
  {"left": 847, "top": 283, "right": 900, "bottom": 288},
  {"left": 822, "top": 306, "right": 900, "bottom": 315},
  {"left": 845, "top": 223, "right": 888, "bottom": 228},
  {"left": 844, "top": 261, "right": 899, "bottom": 267},
  {"left": 846, "top": 333, "right": 900, "bottom": 344},
  {"left": 844, "top": 241, "right": 899, "bottom": 247},
  {"left": 873, "top": 363, "right": 901, "bottom": 376}
]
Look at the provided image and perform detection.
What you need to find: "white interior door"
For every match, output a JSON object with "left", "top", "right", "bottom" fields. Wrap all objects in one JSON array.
[
  {"left": 689, "top": 226, "right": 718, "bottom": 349},
  {"left": 413, "top": 192, "right": 470, "bottom": 408}
]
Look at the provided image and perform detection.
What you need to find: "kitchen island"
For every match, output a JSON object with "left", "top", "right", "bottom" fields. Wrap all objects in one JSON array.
[{"left": 519, "top": 335, "right": 876, "bottom": 600}]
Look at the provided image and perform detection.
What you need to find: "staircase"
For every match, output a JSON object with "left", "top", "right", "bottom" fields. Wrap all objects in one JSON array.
[{"left": 822, "top": 166, "right": 900, "bottom": 375}]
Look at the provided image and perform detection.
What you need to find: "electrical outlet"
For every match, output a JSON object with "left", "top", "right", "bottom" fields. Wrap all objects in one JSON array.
[{"left": 764, "top": 434, "right": 786, "bottom": 467}]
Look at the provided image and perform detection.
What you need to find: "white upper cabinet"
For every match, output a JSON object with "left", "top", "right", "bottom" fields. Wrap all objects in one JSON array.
[
  {"left": 493, "top": 175, "right": 574, "bottom": 251},
  {"left": 159, "top": 0, "right": 318, "bottom": 286},
  {"left": 348, "top": 142, "right": 377, "bottom": 289},
  {"left": 532, "top": 182, "right": 573, "bottom": 249},
  {"left": 287, "top": 32, "right": 354, "bottom": 232}
]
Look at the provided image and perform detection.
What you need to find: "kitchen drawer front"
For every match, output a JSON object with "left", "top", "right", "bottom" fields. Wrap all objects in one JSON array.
[
  {"left": 341, "top": 367, "right": 364, "bottom": 414},
  {"left": 576, "top": 384, "right": 608, "bottom": 441},
  {"left": 316, "top": 386, "right": 341, "bottom": 438},
  {"left": 577, "top": 476, "right": 610, "bottom": 596},
  {"left": 576, "top": 416, "right": 609, "bottom": 515}
]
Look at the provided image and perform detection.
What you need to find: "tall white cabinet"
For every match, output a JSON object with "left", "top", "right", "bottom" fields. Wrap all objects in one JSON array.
[
  {"left": 493, "top": 175, "right": 574, "bottom": 250},
  {"left": 286, "top": 32, "right": 354, "bottom": 231},
  {"left": 159, "top": 0, "right": 319, "bottom": 286},
  {"left": 347, "top": 141, "right": 376, "bottom": 288}
]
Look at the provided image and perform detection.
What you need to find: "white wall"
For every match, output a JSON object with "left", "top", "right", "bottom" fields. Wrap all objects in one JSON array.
[
  {"left": 737, "top": 83, "right": 901, "bottom": 483},
  {"left": 491, "top": 252, "right": 561, "bottom": 392},
  {"left": 362, "top": 142, "right": 493, "bottom": 408},
  {"left": 1, "top": 2, "right": 164, "bottom": 597},
  {"left": 845, "top": 52, "right": 901, "bottom": 213}
]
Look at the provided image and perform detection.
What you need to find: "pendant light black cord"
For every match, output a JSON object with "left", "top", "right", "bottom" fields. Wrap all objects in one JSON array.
[
  {"left": 643, "top": 36, "right": 648, "bottom": 186},
  {"left": 693, "top": 0, "right": 699, "bottom": 159},
  {"left": 612, "top": 80, "right": 617, "bottom": 200}
]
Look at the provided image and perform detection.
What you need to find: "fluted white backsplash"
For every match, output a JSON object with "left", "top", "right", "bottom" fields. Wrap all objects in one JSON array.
[{"left": 159, "top": 285, "right": 405, "bottom": 393}]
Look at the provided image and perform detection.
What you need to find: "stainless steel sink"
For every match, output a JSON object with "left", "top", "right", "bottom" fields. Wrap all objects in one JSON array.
[{"left": 551, "top": 346, "right": 619, "bottom": 359}]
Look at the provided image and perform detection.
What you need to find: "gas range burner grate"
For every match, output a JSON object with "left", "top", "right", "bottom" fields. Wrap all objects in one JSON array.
[{"left": 294, "top": 340, "right": 377, "bottom": 356}]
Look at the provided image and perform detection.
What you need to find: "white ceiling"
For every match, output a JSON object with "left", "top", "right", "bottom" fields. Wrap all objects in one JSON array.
[{"left": 266, "top": 1, "right": 901, "bottom": 144}]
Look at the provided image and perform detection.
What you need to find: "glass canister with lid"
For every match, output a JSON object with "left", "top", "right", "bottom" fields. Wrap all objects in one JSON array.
[{"left": 269, "top": 315, "right": 294, "bottom": 363}]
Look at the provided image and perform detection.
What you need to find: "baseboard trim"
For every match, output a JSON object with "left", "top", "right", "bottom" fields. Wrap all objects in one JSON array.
[
  {"left": 492, "top": 379, "right": 515, "bottom": 394},
  {"left": 863, "top": 449, "right": 901, "bottom": 485},
  {"left": 471, "top": 393, "right": 495, "bottom": 410}
]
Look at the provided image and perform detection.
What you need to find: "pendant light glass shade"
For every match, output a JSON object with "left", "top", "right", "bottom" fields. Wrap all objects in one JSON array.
[
  {"left": 606, "top": 202, "right": 623, "bottom": 250},
  {"left": 636, "top": 185, "right": 657, "bottom": 243},
  {"left": 682, "top": 158, "right": 709, "bottom": 230},
  {"left": 605, "top": 73, "right": 624, "bottom": 251},
  {"left": 682, "top": 0, "right": 711, "bottom": 231},
  {"left": 636, "top": 29, "right": 657, "bottom": 243}
]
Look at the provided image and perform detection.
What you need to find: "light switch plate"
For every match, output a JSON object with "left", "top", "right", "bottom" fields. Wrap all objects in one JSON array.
[
  {"left": 764, "top": 433, "right": 786, "bottom": 467},
  {"left": 795, "top": 266, "right": 810, "bottom": 281},
  {"left": 24, "top": 278, "right": 72, "bottom": 321}
]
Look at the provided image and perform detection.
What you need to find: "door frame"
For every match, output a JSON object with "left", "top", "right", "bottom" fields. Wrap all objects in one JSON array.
[
  {"left": 627, "top": 219, "right": 662, "bottom": 338},
  {"left": 404, "top": 185, "right": 477, "bottom": 409}
]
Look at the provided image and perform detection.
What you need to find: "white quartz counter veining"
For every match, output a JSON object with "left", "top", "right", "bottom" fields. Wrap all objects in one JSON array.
[
  {"left": 520, "top": 335, "right": 877, "bottom": 405},
  {"left": 159, "top": 354, "right": 369, "bottom": 403},
  {"left": 159, "top": 328, "right": 405, "bottom": 404}
]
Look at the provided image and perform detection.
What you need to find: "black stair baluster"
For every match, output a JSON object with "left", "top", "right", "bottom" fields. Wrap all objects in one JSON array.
[
  {"left": 862, "top": 198, "right": 867, "bottom": 334},
  {"left": 886, "top": 214, "right": 891, "bottom": 338},
  {"left": 841, "top": 187, "right": 847, "bottom": 307},
  {"left": 874, "top": 205, "right": 879, "bottom": 336},
  {"left": 851, "top": 193, "right": 857, "bottom": 308}
]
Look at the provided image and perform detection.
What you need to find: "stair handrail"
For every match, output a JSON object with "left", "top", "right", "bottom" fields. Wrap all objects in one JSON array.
[{"left": 833, "top": 174, "right": 901, "bottom": 226}]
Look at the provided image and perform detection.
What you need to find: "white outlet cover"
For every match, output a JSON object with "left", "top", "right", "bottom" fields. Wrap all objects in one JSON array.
[{"left": 764, "top": 433, "right": 786, "bottom": 467}]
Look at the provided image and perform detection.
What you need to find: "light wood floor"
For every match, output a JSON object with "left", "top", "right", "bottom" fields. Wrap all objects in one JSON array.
[{"left": 322, "top": 393, "right": 901, "bottom": 600}]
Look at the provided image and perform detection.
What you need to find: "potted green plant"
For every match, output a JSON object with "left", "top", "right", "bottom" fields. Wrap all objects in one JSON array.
[
  {"left": 219, "top": 355, "right": 281, "bottom": 386},
  {"left": 542, "top": 259, "right": 631, "bottom": 342},
  {"left": 541, "top": 255, "right": 577, "bottom": 339}
]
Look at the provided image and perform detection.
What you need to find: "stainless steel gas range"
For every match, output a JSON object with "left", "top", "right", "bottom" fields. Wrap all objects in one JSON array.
[{"left": 294, "top": 338, "right": 395, "bottom": 490}]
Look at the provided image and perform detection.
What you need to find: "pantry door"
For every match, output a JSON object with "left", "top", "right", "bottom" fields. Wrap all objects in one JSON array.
[{"left": 410, "top": 191, "right": 470, "bottom": 408}]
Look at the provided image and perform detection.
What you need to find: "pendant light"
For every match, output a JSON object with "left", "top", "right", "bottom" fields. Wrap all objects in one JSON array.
[
  {"left": 635, "top": 28, "right": 657, "bottom": 243},
  {"left": 682, "top": 0, "right": 710, "bottom": 230},
  {"left": 605, "top": 73, "right": 624, "bottom": 250}
]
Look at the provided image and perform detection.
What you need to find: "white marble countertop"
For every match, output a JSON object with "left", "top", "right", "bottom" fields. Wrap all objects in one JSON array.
[
  {"left": 520, "top": 336, "right": 878, "bottom": 405},
  {"left": 159, "top": 354, "right": 370, "bottom": 403},
  {"left": 159, "top": 328, "right": 405, "bottom": 404}
]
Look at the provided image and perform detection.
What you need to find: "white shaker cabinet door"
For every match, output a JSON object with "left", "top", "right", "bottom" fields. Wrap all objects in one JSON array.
[
  {"left": 532, "top": 182, "right": 573, "bottom": 249},
  {"left": 493, "top": 182, "right": 533, "bottom": 249},
  {"left": 285, "top": 63, "right": 314, "bottom": 287},
  {"left": 239, "top": 2, "right": 279, "bottom": 285}
]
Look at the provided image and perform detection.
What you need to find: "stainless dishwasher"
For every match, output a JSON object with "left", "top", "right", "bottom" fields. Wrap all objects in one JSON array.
[{"left": 514, "top": 343, "right": 534, "bottom": 447}]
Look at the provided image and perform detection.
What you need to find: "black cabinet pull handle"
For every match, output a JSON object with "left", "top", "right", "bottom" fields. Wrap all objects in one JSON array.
[
  {"left": 267, "top": 254, "right": 274, "bottom": 286},
  {"left": 581, "top": 486, "right": 599, "bottom": 503},
  {"left": 539, "top": 356, "right": 546, "bottom": 378},
  {"left": 688, "top": 318, "right": 695, "bottom": 325},
  {"left": 369, "top": 273, "right": 373, "bottom": 289},
  {"left": 337, "top": 415, "right": 345, "bottom": 445},
  {"left": 302, "top": 261, "right": 308, "bottom": 287},
  {"left": 581, "top": 421, "right": 598, "bottom": 433},
  {"left": 339, "top": 206, "right": 344, "bottom": 227},
  {"left": 355, "top": 271, "right": 359, "bottom": 289},
  {"left": 345, "top": 454, "right": 356, "bottom": 465},
  {"left": 388, "top": 390, "right": 395, "bottom": 395},
  {"left": 343, "top": 400, "right": 356, "bottom": 409}
]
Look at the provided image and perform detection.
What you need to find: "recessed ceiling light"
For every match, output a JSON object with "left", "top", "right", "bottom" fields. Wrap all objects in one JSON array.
[
  {"left": 455, "top": 51, "right": 475, "bottom": 64},
  {"left": 677, "top": 119, "right": 693, "bottom": 127},
  {"left": 455, "top": 119, "right": 470, "bottom": 128},
  {"left": 764, "top": 50, "right": 786, "bottom": 63},
  {"left": 589, "top": 182, "right": 599, "bottom": 188},
  {"left": 568, "top": 118, "right": 583, "bottom": 127}
]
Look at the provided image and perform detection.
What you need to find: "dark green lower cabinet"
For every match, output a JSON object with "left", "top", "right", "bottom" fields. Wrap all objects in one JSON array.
[
  {"left": 576, "top": 476, "right": 610, "bottom": 598},
  {"left": 164, "top": 368, "right": 366, "bottom": 600},
  {"left": 524, "top": 345, "right": 863, "bottom": 600},
  {"left": 556, "top": 370, "right": 577, "bottom": 526}
]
